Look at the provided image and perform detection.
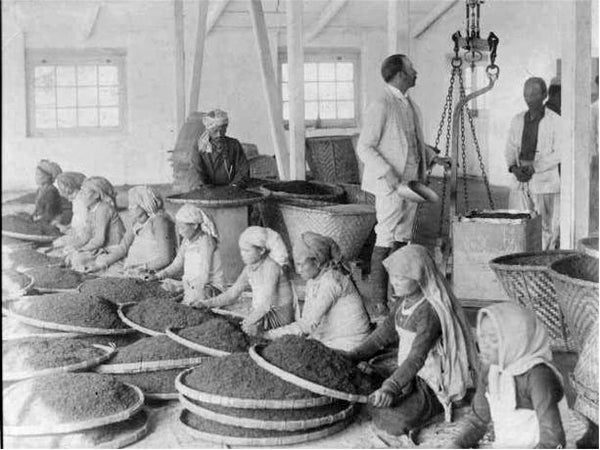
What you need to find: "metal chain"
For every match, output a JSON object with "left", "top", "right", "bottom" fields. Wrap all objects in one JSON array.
[
  {"left": 457, "top": 69, "right": 496, "bottom": 210},
  {"left": 459, "top": 104, "right": 469, "bottom": 212}
]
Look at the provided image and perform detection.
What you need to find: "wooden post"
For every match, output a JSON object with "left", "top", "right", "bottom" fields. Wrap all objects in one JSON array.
[
  {"left": 174, "top": 0, "right": 185, "bottom": 128},
  {"left": 560, "top": 0, "right": 592, "bottom": 248},
  {"left": 188, "top": 0, "right": 209, "bottom": 115},
  {"left": 287, "top": 0, "right": 305, "bottom": 180},
  {"left": 388, "top": 0, "right": 410, "bottom": 55},
  {"left": 248, "top": 0, "right": 290, "bottom": 180}
]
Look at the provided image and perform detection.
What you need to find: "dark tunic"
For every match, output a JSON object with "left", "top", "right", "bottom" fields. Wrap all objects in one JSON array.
[
  {"left": 33, "top": 184, "right": 62, "bottom": 223},
  {"left": 191, "top": 136, "right": 249, "bottom": 188},
  {"left": 350, "top": 298, "right": 444, "bottom": 435},
  {"left": 520, "top": 107, "right": 545, "bottom": 162},
  {"left": 457, "top": 364, "right": 566, "bottom": 449}
]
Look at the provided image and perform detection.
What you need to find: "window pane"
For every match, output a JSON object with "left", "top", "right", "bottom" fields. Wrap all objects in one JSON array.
[
  {"left": 337, "top": 101, "right": 355, "bottom": 119},
  {"left": 78, "top": 87, "right": 98, "bottom": 106},
  {"left": 305, "top": 82, "right": 318, "bottom": 101},
  {"left": 336, "top": 62, "right": 354, "bottom": 81},
  {"left": 57, "top": 87, "right": 77, "bottom": 107},
  {"left": 57, "top": 108, "right": 77, "bottom": 128},
  {"left": 36, "top": 108, "right": 56, "bottom": 129},
  {"left": 99, "top": 87, "right": 119, "bottom": 106},
  {"left": 78, "top": 108, "right": 98, "bottom": 126},
  {"left": 282, "top": 102, "right": 289, "bottom": 121},
  {"left": 281, "top": 83, "right": 288, "bottom": 101},
  {"left": 336, "top": 82, "right": 354, "bottom": 100},
  {"left": 35, "top": 87, "right": 55, "bottom": 107},
  {"left": 99, "top": 107, "right": 119, "bottom": 127},
  {"left": 56, "top": 66, "right": 76, "bottom": 86},
  {"left": 319, "top": 82, "right": 336, "bottom": 100},
  {"left": 34, "top": 66, "right": 55, "bottom": 88},
  {"left": 305, "top": 102, "right": 318, "bottom": 120},
  {"left": 98, "top": 66, "right": 119, "bottom": 85},
  {"left": 77, "top": 66, "right": 97, "bottom": 86},
  {"left": 317, "top": 63, "right": 335, "bottom": 81},
  {"left": 281, "top": 64, "right": 288, "bottom": 82},
  {"left": 319, "top": 101, "right": 336, "bottom": 119},
  {"left": 304, "top": 63, "right": 317, "bottom": 81}
]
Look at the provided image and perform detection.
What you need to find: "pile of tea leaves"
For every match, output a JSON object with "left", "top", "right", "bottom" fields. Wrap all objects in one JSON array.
[
  {"left": 3, "top": 373, "right": 140, "bottom": 427},
  {"left": 2, "top": 214, "right": 62, "bottom": 236},
  {"left": 182, "top": 353, "right": 317, "bottom": 400},
  {"left": 79, "top": 277, "right": 174, "bottom": 304},
  {"left": 261, "top": 336, "right": 377, "bottom": 395},
  {"left": 11, "top": 293, "right": 127, "bottom": 330},
  {"left": 112, "top": 369, "right": 182, "bottom": 394},
  {"left": 125, "top": 297, "right": 216, "bottom": 332},
  {"left": 169, "top": 185, "right": 261, "bottom": 201},
  {"left": 4, "top": 248, "right": 64, "bottom": 270},
  {"left": 27, "top": 266, "right": 93, "bottom": 290},
  {"left": 3, "top": 337, "right": 107, "bottom": 374},
  {"left": 107, "top": 335, "right": 203, "bottom": 365},
  {"left": 177, "top": 317, "right": 266, "bottom": 353}
]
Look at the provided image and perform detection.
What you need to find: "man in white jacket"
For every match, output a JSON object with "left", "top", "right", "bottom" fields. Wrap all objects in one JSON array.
[
  {"left": 505, "top": 77, "right": 563, "bottom": 250},
  {"left": 356, "top": 54, "right": 449, "bottom": 316}
]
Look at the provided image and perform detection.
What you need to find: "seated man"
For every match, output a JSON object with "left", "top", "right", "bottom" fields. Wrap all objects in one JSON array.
[{"left": 191, "top": 109, "right": 249, "bottom": 188}]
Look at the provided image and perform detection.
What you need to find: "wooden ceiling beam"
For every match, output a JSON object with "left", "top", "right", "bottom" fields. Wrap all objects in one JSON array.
[
  {"left": 207, "top": 0, "right": 231, "bottom": 34},
  {"left": 305, "top": 0, "right": 348, "bottom": 42},
  {"left": 412, "top": 0, "right": 458, "bottom": 39}
]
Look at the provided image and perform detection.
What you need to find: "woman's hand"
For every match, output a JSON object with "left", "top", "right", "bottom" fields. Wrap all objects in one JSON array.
[
  {"left": 241, "top": 320, "right": 260, "bottom": 336},
  {"left": 82, "top": 262, "right": 102, "bottom": 273},
  {"left": 357, "top": 361, "right": 375, "bottom": 375},
  {"left": 368, "top": 388, "right": 394, "bottom": 408}
]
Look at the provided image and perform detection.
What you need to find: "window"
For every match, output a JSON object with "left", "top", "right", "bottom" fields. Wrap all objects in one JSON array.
[
  {"left": 26, "top": 49, "right": 126, "bottom": 136},
  {"left": 279, "top": 50, "right": 360, "bottom": 128}
]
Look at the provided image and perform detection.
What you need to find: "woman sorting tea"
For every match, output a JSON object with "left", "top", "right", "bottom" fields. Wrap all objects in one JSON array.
[
  {"left": 348, "top": 244, "right": 477, "bottom": 441},
  {"left": 263, "top": 232, "right": 371, "bottom": 352},
  {"left": 195, "top": 226, "right": 296, "bottom": 335}
]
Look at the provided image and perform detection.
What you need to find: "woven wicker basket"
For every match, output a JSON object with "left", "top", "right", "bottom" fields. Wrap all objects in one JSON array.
[
  {"left": 279, "top": 203, "right": 376, "bottom": 261},
  {"left": 571, "top": 321, "right": 599, "bottom": 424},
  {"left": 337, "top": 183, "right": 375, "bottom": 206},
  {"left": 549, "top": 254, "right": 599, "bottom": 351},
  {"left": 489, "top": 251, "right": 579, "bottom": 351},
  {"left": 305, "top": 136, "right": 360, "bottom": 184},
  {"left": 248, "top": 155, "right": 279, "bottom": 180},
  {"left": 578, "top": 237, "right": 599, "bottom": 259}
]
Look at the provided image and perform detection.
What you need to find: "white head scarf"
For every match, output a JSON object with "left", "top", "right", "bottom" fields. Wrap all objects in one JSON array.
[
  {"left": 81, "top": 176, "right": 117, "bottom": 208},
  {"left": 175, "top": 204, "right": 219, "bottom": 241},
  {"left": 198, "top": 109, "right": 229, "bottom": 154},
  {"left": 128, "top": 186, "right": 163, "bottom": 217},
  {"left": 37, "top": 159, "right": 63, "bottom": 182},
  {"left": 477, "top": 303, "right": 561, "bottom": 408},
  {"left": 56, "top": 172, "right": 86, "bottom": 195},
  {"left": 383, "top": 244, "right": 478, "bottom": 420},
  {"left": 239, "top": 226, "right": 289, "bottom": 267}
]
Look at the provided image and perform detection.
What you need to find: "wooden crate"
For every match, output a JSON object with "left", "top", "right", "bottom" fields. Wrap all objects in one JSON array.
[{"left": 452, "top": 213, "right": 542, "bottom": 305}]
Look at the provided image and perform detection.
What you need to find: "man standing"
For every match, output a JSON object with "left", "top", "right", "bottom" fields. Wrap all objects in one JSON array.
[
  {"left": 190, "top": 109, "right": 250, "bottom": 189},
  {"left": 505, "top": 77, "right": 563, "bottom": 250},
  {"left": 356, "top": 54, "right": 450, "bottom": 317}
]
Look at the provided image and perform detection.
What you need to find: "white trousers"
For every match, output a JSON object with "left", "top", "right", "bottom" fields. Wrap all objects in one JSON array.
[
  {"left": 374, "top": 189, "right": 418, "bottom": 247},
  {"left": 509, "top": 189, "right": 560, "bottom": 250}
]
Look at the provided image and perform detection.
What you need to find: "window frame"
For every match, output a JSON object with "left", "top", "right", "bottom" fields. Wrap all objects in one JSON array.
[
  {"left": 25, "top": 48, "right": 128, "bottom": 137},
  {"left": 278, "top": 48, "right": 361, "bottom": 129}
]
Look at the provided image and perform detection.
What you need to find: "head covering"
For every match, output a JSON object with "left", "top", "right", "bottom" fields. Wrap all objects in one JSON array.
[
  {"left": 81, "top": 176, "right": 117, "bottom": 207},
  {"left": 56, "top": 172, "right": 86, "bottom": 194},
  {"left": 477, "top": 303, "right": 560, "bottom": 409},
  {"left": 37, "top": 159, "right": 63, "bottom": 182},
  {"left": 383, "top": 244, "right": 478, "bottom": 421},
  {"left": 198, "top": 109, "right": 229, "bottom": 154},
  {"left": 239, "top": 226, "right": 289, "bottom": 267},
  {"left": 175, "top": 204, "right": 219, "bottom": 241},
  {"left": 293, "top": 232, "right": 344, "bottom": 268},
  {"left": 127, "top": 186, "right": 163, "bottom": 217}
]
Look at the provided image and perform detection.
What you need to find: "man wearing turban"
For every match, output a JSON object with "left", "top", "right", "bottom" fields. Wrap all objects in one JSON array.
[{"left": 190, "top": 109, "right": 250, "bottom": 188}]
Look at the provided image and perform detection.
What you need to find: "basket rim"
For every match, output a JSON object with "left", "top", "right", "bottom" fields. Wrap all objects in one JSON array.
[
  {"left": 278, "top": 202, "right": 376, "bottom": 217},
  {"left": 1, "top": 230, "right": 60, "bottom": 243},
  {"left": 178, "top": 410, "right": 349, "bottom": 446},
  {"left": 2, "top": 271, "right": 34, "bottom": 297},
  {"left": 165, "top": 327, "right": 232, "bottom": 357},
  {"left": 175, "top": 367, "right": 333, "bottom": 409},
  {"left": 489, "top": 250, "right": 580, "bottom": 271},
  {"left": 549, "top": 255, "right": 599, "bottom": 287},
  {"left": 261, "top": 181, "right": 344, "bottom": 200},
  {"left": 179, "top": 394, "right": 354, "bottom": 431},
  {"left": 3, "top": 343, "right": 117, "bottom": 381},
  {"left": 117, "top": 304, "right": 165, "bottom": 336}
]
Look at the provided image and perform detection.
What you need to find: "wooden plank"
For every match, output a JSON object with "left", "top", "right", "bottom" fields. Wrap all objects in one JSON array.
[
  {"left": 207, "top": 0, "right": 231, "bottom": 34},
  {"left": 560, "top": 0, "right": 592, "bottom": 248},
  {"left": 81, "top": 4, "right": 101, "bottom": 40},
  {"left": 188, "top": 0, "right": 209, "bottom": 115},
  {"left": 412, "top": 0, "right": 458, "bottom": 39},
  {"left": 174, "top": 0, "right": 186, "bottom": 128},
  {"left": 248, "top": 0, "right": 290, "bottom": 180},
  {"left": 286, "top": 0, "right": 305, "bottom": 180},
  {"left": 305, "top": 0, "right": 348, "bottom": 43}
]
